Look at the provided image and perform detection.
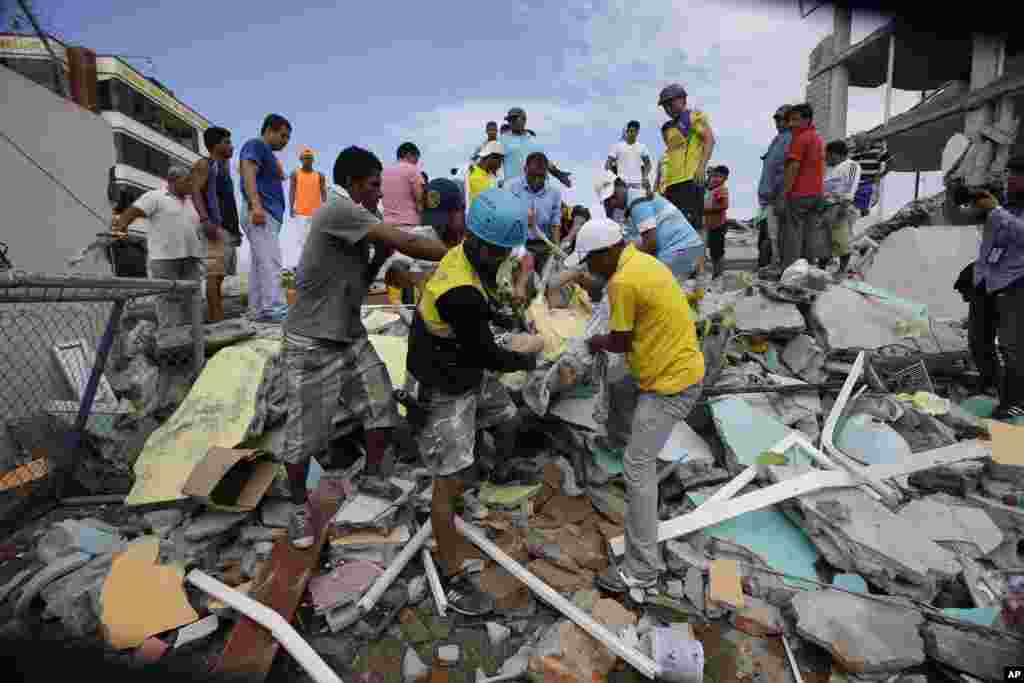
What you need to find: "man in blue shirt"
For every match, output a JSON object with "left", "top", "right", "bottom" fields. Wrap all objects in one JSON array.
[
  {"left": 240, "top": 113, "right": 292, "bottom": 323},
  {"left": 945, "top": 155, "right": 1024, "bottom": 419},
  {"left": 499, "top": 107, "right": 572, "bottom": 188},
  {"left": 506, "top": 152, "right": 563, "bottom": 285},
  {"left": 756, "top": 105, "right": 792, "bottom": 275},
  {"left": 599, "top": 173, "right": 705, "bottom": 285}
]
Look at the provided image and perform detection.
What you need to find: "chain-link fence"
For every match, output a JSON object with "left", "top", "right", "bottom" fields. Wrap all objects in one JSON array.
[{"left": 0, "top": 272, "right": 203, "bottom": 524}]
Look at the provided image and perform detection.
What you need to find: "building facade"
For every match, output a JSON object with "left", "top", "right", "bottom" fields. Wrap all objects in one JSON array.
[{"left": 0, "top": 33, "right": 212, "bottom": 211}]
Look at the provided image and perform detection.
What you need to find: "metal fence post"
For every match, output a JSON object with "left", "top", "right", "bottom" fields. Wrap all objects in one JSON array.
[
  {"left": 192, "top": 282, "right": 205, "bottom": 377},
  {"left": 60, "top": 298, "right": 126, "bottom": 499}
]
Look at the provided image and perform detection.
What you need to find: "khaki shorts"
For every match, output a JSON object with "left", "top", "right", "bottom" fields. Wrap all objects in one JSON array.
[
  {"left": 825, "top": 203, "right": 858, "bottom": 257},
  {"left": 405, "top": 373, "right": 517, "bottom": 477}
]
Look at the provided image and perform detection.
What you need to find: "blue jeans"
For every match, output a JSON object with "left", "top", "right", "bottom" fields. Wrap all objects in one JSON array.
[{"left": 241, "top": 200, "right": 287, "bottom": 320}]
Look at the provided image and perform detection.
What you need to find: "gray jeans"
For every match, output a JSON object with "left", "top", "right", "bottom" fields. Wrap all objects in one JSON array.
[
  {"left": 606, "top": 376, "right": 703, "bottom": 580},
  {"left": 148, "top": 257, "right": 203, "bottom": 328}
]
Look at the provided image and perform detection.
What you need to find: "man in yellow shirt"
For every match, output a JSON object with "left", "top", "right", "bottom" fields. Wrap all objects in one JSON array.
[
  {"left": 566, "top": 217, "right": 705, "bottom": 593},
  {"left": 468, "top": 141, "right": 504, "bottom": 205},
  {"left": 657, "top": 83, "right": 716, "bottom": 235}
]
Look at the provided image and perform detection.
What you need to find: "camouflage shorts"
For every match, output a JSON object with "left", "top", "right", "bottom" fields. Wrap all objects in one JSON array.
[
  {"left": 405, "top": 373, "right": 517, "bottom": 477},
  {"left": 281, "top": 332, "right": 400, "bottom": 466}
]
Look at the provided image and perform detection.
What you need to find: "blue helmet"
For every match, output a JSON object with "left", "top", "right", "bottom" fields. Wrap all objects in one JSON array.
[{"left": 466, "top": 188, "right": 528, "bottom": 249}]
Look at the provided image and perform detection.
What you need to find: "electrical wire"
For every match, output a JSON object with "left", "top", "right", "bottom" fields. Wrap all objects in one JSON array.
[{"left": 0, "top": 127, "right": 111, "bottom": 228}]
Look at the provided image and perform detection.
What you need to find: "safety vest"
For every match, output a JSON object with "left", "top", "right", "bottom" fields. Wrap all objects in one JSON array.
[
  {"left": 417, "top": 243, "right": 499, "bottom": 338},
  {"left": 293, "top": 169, "right": 323, "bottom": 217}
]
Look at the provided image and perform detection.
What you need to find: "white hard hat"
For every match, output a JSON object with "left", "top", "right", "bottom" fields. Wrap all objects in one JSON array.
[{"left": 564, "top": 218, "right": 624, "bottom": 268}]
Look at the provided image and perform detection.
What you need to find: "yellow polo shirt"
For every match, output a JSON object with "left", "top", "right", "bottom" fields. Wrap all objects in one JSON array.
[
  {"left": 662, "top": 110, "right": 709, "bottom": 190},
  {"left": 608, "top": 244, "right": 704, "bottom": 394},
  {"left": 468, "top": 165, "right": 497, "bottom": 205}
]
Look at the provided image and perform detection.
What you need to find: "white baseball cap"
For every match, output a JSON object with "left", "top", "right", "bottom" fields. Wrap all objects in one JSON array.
[
  {"left": 478, "top": 141, "right": 505, "bottom": 158},
  {"left": 564, "top": 218, "right": 624, "bottom": 268},
  {"left": 594, "top": 170, "right": 618, "bottom": 202}
]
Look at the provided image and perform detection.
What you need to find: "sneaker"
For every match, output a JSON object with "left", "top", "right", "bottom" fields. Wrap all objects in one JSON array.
[
  {"left": 992, "top": 404, "right": 1024, "bottom": 421},
  {"left": 444, "top": 573, "right": 495, "bottom": 617},
  {"left": 595, "top": 564, "right": 658, "bottom": 594},
  {"left": 288, "top": 503, "right": 316, "bottom": 550}
]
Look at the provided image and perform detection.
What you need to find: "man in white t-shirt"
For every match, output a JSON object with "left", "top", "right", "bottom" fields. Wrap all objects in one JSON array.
[
  {"left": 112, "top": 165, "right": 206, "bottom": 328},
  {"left": 606, "top": 120, "right": 652, "bottom": 195}
]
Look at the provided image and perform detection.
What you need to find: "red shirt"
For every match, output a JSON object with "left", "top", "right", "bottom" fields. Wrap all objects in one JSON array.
[{"left": 785, "top": 124, "right": 825, "bottom": 198}]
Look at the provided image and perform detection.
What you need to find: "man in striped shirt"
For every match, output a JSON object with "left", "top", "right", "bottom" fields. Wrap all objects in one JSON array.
[{"left": 849, "top": 134, "right": 892, "bottom": 216}]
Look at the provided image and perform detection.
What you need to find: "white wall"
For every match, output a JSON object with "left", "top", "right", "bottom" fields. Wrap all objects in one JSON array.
[{"left": 0, "top": 65, "right": 117, "bottom": 275}]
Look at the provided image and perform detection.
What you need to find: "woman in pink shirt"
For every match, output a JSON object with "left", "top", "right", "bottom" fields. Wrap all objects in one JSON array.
[{"left": 380, "top": 142, "right": 424, "bottom": 226}]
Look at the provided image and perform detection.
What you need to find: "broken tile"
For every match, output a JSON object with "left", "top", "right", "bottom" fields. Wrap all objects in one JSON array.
[
  {"left": 896, "top": 494, "right": 1003, "bottom": 556},
  {"left": 309, "top": 560, "right": 384, "bottom": 614},
  {"left": 100, "top": 537, "right": 199, "bottom": 650},
  {"left": 791, "top": 590, "right": 925, "bottom": 676},
  {"left": 832, "top": 573, "right": 869, "bottom": 594},
  {"left": 922, "top": 622, "right": 1021, "bottom": 681},
  {"left": 836, "top": 413, "right": 914, "bottom": 466},
  {"left": 730, "top": 595, "right": 782, "bottom": 637},
  {"left": 940, "top": 606, "right": 998, "bottom": 627},
  {"left": 708, "top": 559, "right": 745, "bottom": 610}
]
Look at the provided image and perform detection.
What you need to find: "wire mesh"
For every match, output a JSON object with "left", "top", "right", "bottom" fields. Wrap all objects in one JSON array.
[{"left": 0, "top": 272, "right": 202, "bottom": 512}]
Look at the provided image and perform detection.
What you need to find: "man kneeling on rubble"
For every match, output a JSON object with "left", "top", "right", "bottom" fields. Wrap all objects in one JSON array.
[
  {"left": 280, "top": 146, "right": 448, "bottom": 550},
  {"left": 406, "top": 188, "right": 541, "bottom": 616},
  {"left": 566, "top": 218, "right": 705, "bottom": 593}
]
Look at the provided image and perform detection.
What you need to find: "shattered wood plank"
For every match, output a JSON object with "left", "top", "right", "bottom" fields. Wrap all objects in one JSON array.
[
  {"left": 216, "top": 495, "right": 335, "bottom": 681},
  {"left": 609, "top": 440, "right": 991, "bottom": 556}
]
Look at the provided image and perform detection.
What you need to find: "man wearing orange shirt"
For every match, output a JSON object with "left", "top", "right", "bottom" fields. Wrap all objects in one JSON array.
[{"left": 289, "top": 148, "right": 327, "bottom": 270}]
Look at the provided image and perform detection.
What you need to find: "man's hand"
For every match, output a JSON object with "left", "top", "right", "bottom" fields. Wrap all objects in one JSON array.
[
  {"left": 203, "top": 222, "right": 222, "bottom": 241},
  {"left": 974, "top": 191, "right": 999, "bottom": 212},
  {"left": 250, "top": 206, "right": 267, "bottom": 226}
]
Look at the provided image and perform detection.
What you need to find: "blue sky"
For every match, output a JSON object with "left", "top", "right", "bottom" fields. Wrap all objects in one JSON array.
[{"left": 45, "top": 0, "right": 941, "bottom": 269}]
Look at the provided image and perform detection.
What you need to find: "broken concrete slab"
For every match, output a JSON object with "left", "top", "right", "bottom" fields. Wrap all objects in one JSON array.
[
  {"left": 896, "top": 494, "right": 1003, "bottom": 556},
  {"left": 791, "top": 589, "right": 925, "bottom": 676},
  {"left": 922, "top": 622, "right": 1021, "bottom": 682},
  {"left": 768, "top": 465, "right": 961, "bottom": 602},
  {"left": 731, "top": 292, "right": 805, "bottom": 335},
  {"left": 144, "top": 509, "right": 185, "bottom": 537},
  {"left": 864, "top": 226, "right": 977, "bottom": 320},
  {"left": 183, "top": 511, "right": 249, "bottom": 542},
  {"left": 155, "top": 317, "right": 257, "bottom": 357}
]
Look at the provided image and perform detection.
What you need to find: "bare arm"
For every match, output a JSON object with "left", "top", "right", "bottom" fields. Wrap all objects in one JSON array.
[
  {"left": 112, "top": 206, "right": 146, "bottom": 233},
  {"left": 241, "top": 160, "right": 262, "bottom": 211},
  {"left": 412, "top": 174, "right": 425, "bottom": 215},
  {"left": 320, "top": 173, "right": 327, "bottom": 202},
  {"left": 369, "top": 223, "right": 448, "bottom": 261},
  {"left": 191, "top": 159, "right": 210, "bottom": 223},
  {"left": 639, "top": 229, "right": 658, "bottom": 255},
  {"left": 700, "top": 125, "right": 716, "bottom": 178}
]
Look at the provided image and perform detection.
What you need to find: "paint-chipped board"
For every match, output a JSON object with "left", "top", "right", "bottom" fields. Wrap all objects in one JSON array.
[{"left": 216, "top": 494, "right": 336, "bottom": 681}]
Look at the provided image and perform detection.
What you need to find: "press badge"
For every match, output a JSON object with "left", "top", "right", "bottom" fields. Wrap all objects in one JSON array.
[{"left": 988, "top": 248, "right": 1005, "bottom": 264}]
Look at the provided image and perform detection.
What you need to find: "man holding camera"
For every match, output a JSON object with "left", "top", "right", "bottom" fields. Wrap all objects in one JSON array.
[{"left": 946, "top": 155, "right": 1024, "bottom": 420}]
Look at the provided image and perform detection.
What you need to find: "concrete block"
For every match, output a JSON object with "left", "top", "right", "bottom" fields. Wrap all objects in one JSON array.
[
  {"left": 922, "top": 622, "right": 1021, "bottom": 681},
  {"left": 183, "top": 511, "right": 249, "bottom": 542},
  {"left": 791, "top": 590, "right": 926, "bottom": 675}
]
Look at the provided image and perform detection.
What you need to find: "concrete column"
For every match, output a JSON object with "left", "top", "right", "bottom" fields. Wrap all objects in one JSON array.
[
  {"left": 828, "top": 4, "right": 852, "bottom": 142},
  {"left": 877, "top": 34, "right": 896, "bottom": 217},
  {"left": 964, "top": 33, "right": 1004, "bottom": 186}
]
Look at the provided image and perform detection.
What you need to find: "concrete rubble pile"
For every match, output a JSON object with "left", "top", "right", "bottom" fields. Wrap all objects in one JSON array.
[{"left": 3, "top": 204, "right": 1024, "bottom": 682}]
